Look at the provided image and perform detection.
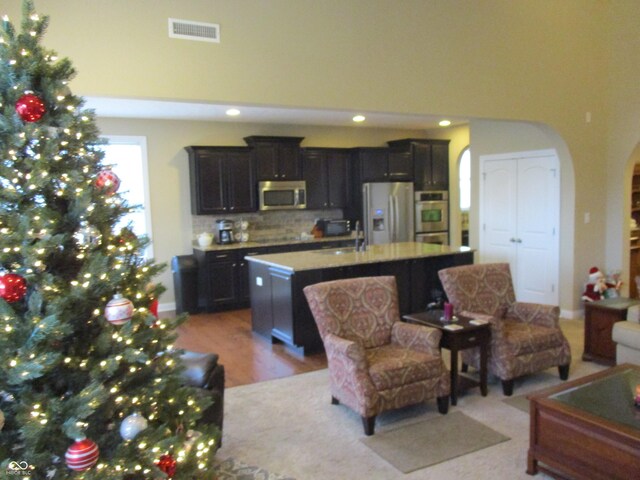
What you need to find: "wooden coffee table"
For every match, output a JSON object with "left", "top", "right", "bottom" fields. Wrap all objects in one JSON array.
[
  {"left": 403, "top": 310, "right": 491, "bottom": 406},
  {"left": 527, "top": 363, "right": 640, "bottom": 479}
]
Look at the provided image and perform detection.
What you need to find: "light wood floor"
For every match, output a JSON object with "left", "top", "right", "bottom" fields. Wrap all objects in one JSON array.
[{"left": 174, "top": 309, "right": 327, "bottom": 388}]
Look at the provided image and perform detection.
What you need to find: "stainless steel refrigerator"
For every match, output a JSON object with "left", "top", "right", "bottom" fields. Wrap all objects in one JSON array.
[{"left": 363, "top": 182, "right": 414, "bottom": 245}]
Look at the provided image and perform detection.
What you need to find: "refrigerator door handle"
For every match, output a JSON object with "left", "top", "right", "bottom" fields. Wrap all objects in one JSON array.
[
  {"left": 389, "top": 195, "right": 397, "bottom": 242},
  {"left": 363, "top": 183, "right": 371, "bottom": 245},
  {"left": 393, "top": 194, "right": 400, "bottom": 242},
  {"left": 387, "top": 195, "right": 392, "bottom": 242}
]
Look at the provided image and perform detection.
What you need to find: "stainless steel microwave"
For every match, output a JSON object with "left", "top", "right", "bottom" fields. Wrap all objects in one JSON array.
[{"left": 259, "top": 181, "right": 307, "bottom": 211}]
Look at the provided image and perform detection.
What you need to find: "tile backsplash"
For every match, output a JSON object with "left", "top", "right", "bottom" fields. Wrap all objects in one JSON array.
[{"left": 192, "top": 209, "right": 344, "bottom": 243}]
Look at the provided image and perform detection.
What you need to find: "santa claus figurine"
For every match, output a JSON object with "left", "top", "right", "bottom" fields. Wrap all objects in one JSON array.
[{"left": 582, "top": 267, "right": 620, "bottom": 302}]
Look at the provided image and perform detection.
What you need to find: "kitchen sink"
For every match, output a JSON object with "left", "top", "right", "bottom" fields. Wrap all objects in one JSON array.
[{"left": 319, "top": 247, "right": 357, "bottom": 255}]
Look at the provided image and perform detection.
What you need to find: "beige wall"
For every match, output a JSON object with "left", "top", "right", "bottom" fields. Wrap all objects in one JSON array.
[
  {"left": 5, "top": 0, "right": 639, "bottom": 313},
  {"left": 606, "top": 1, "right": 640, "bottom": 297}
]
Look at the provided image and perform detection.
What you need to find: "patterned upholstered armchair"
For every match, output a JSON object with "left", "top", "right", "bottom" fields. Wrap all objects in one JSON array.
[
  {"left": 438, "top": 263, "right": 571, "bottom": 396},
  {"left": 303, "top": 276, "right": 450, "bottom": 436}
]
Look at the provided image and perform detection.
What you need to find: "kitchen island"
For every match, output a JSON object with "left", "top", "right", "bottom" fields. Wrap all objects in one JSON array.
[{"left": 246, "top": 242, "right": 474, "bottom": 354}]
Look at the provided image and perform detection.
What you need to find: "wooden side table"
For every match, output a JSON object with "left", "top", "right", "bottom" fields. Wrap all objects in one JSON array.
[
  {"left": 403, "top": 310, "right": 491, "bottom": 406},
  {"left": 583, "top": 297, "right": 640, "bottom": 365}
]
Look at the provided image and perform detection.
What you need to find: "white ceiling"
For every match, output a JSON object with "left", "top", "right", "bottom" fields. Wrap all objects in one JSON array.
[{"left": 83, "top": 96, "right": 468, "bottom": 131}]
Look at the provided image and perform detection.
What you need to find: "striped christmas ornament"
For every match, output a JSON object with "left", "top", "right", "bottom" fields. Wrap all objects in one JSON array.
[
  {"left": 65, "top": 437, "right": 99, "bottom": 471},
  {"left": 104, "top": 293, "right": 134, "bottom": 326}
]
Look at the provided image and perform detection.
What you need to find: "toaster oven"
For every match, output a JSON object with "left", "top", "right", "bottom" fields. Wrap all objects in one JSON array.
[{"left": 320, "top": 219, "right": 350, "bottom": 237}]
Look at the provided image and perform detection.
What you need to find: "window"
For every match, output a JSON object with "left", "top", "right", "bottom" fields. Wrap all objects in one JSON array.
[
  {"left": 459, "top": 147, "right": 471, "bottom": 210},
  {"left": 99, "top": 136, "right": 153, "bottom": 257},
  {"left": 459, "top": 147, "right": 470, "bottom": 246}
]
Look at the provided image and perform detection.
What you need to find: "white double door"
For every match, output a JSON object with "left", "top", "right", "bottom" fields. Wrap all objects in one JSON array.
[{"left": 479, "top": 150, "right": 560, "bottom": 305}]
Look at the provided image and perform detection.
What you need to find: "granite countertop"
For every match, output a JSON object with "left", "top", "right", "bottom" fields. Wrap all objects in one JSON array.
[
  {"left": 245, "top": 242, "right": 473, "bottom": 272},
  {"left": 193, "top": 233, "right": 358, "bottom": 252}
]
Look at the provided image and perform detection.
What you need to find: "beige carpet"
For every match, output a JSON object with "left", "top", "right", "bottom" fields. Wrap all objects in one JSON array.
[
  {"left": 217, "top": 319, "right": 606, "bottom": 479},
  {"left": 502, "top": 394, "right": 531, "bottom": 413},
  {"left": 361, "top": 411, "right": 509, "bottom": 473}
]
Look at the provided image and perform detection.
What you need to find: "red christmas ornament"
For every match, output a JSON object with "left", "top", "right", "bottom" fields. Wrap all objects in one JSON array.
[
  {"left": 95, "top": 169, "right": 121, "bottom": 195},
  {"left": 15, "top": 93, "right": 46, "bottom": 122},
  {"left": 0, "top": 273, "right": 27, "bottom": 303},
  {"left": 150, "top": 298, "right": 159, "bottom": 318},
  {"left": 104, "top": 293, "right": 134, "bottom": 326},
  {"left": 156, "top": 454, "right": 177, "bottom": 477},
  {"left": 117, "top": 227, "right": 137, "bottom": 245},
  {"left": 65, "top": 437, "right": 99, "bottom": 471}
]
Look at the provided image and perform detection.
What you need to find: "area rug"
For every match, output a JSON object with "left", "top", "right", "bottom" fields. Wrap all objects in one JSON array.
[
  {"left": 214, "top": 457, "right": 295, "bottom": 480},
  {"left": 360, "top": 411, "right": 510, "bottom": 473},
  {"left": 502, "top": 394, "right": 530, "bottom": 413}
]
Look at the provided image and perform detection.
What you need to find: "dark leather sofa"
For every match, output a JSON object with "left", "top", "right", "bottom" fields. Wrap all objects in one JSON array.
[{"left": 180, "top": 351, "right": 225, "bottom": 435}]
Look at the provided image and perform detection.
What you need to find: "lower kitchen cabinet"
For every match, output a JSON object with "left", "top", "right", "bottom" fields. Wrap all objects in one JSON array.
[
  {"left": 193, "top": 240, "right": 356, "bottom": 312},
  {"left": 194, "top": 250, "right": 242, "bottom": 311},
  {"left": 248, "top": 251, "right": 474, "bottom": 354},
  {"left": 269, "top": 268, "right": 295, "bottom": 344}
]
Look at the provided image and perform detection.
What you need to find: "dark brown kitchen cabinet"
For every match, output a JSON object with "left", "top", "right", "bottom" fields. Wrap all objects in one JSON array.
[
  {"left": 194, "top": 240, "right": 355, "bottom": 312},
  {"left": 302, "top": 148, "right": 351, "bottom": 209},
  {"left": 244, "top": 136, "right": 304, "bottom": 181},
  {"left": 387, "top": 150, "right": 414, "bottom": 181},
  {"left": 238, "top": 248, "right": 263, "bottom": 303},
  {"left": 186, "top": 146, "right": 255, "bottom": 215},
  {"left": 248, "top": 251, "right": 474, "bottom": 354},
  {"left": 352, "top": 147, "right": 410, "bottom": 182},
  {"left": 194, "top": 250, "right": 239, "bottom": 311},
  {"left": 387, "top": 138, "right": 449, "bottom": 190},
  {"left": 194, "top": 247, "right": 267, "bottom": 311}
]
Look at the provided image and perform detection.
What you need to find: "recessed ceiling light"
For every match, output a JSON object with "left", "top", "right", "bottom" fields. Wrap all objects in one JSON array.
[
  {"left": 226, "top": 108, "right": 240, "bottom": 116},
  {"left": 438, "top": 119, "right": 451, "bottom": 127},
  {"left": 352, "top": 115, "right": 366, "bottom": 123}
]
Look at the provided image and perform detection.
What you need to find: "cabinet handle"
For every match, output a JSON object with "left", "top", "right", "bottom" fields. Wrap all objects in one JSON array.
[
  {"left": 233, "top": 263, "right": 237, "bottom": 267},
  {"left": 216, "top": 254, "right": 228, "bottom": 258}
]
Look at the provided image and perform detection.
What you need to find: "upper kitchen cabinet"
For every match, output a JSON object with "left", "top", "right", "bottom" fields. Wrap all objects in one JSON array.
[
  {"left": 186, "top": 146, "right": 256, "bottom": 215},
  {"left": 387, "top": 139, "right": 450, "bottom": 191},
  {"left": 351, "top": 147, "right": 412, "bottom": 182},
  {"left": 302, "top": 148, "right": 351, "bottom": 209},
  {"left": 244, "top": 136, "right": 304, "bottom": 181}
]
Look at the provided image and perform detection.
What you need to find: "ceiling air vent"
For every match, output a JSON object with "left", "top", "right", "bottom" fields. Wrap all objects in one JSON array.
[{"left": 168, "top": 18, "right": 220, "bottom": 43}]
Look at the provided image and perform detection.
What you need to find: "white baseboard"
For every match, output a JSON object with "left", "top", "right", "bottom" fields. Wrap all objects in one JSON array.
[
  {"left": 159, "top": 301, "right": 176, "bottom": 313},
  {"left": 561, "top": 308, "right": 584, "bottom": 320}
]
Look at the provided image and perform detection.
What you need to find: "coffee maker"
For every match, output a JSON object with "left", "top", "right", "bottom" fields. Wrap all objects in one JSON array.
[{"left": 215, "top": 219, "right": 234, "bottom": 244}]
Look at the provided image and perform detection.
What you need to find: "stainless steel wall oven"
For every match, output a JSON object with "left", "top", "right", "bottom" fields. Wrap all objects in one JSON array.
[{"left": 414, "top": 190, "right": 448, "bottom": 234}]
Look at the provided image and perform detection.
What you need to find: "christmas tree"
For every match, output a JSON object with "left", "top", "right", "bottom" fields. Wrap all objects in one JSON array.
[{"left": 0, "top": 1, "right": 220, "bottom": 478}]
